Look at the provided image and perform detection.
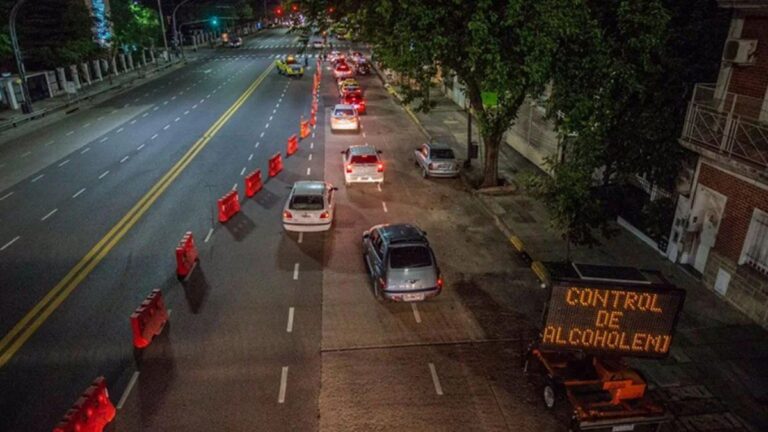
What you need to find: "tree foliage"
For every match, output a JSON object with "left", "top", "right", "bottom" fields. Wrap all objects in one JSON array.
[{"left": 108, "top": 0, "right": 161, "bottom": 56}]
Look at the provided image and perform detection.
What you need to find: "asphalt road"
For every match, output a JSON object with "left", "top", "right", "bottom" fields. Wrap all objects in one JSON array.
[
  {"left": 0, "top": 28, "right": 334, "bottom": 431},
  {"left": 1, "top": 28, "right": 556, "bottom": 432}
]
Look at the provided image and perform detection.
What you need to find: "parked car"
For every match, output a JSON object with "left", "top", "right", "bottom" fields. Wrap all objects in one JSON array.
[
  {"left": 330, "top": 104, "right": 360, "bottom": 133},
  {"left": 341, "top": 144, "right": 383, "bottom": 184},
  {"left": 229, "top": 36, "right": 242, "bottom": 48},
  {"left": 282, "top": 181, "right": 337, "bottom": 232},
  {"left": 362, "top": 224, "right": 443, "bottom": 302},
  {"left": 355, "top": 60, "right": 371, "bottom": 75},
  {"left": 414, "top": 142, "right": 460, "bottom": 178}
]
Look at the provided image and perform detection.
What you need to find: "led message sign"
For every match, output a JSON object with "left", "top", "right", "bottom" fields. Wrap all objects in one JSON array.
[{"left": 541, "top": 283, "right": 685, "bottom": 358}]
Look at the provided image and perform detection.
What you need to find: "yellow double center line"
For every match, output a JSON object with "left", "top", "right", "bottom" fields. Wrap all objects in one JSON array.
[{"left": 0, "top": 62, "right": 275, "bottom": 368}]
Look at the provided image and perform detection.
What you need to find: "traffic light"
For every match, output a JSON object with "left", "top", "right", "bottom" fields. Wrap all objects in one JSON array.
[
  {"left": 291, "top": 4, "right": 298, "bottom": 12},
  {"left": 275, "top": 6, "right": 283, "bottom": 16},
  {"left": 328, "top": 6, "right": 335, "bottom": 14},
  {"left": 211, "top": 17, "right": 219, "bottom": 26}
]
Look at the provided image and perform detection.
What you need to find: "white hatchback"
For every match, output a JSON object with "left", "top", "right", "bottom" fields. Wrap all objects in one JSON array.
[
  {"left": 282, "top": 181, "right": 337, "bottom": 232},
  {"left": 330, "top": 104, "right": 360, "bottom": 132},
  {"left": 342, "top": 145, "right": 384, "bottom": 185}
]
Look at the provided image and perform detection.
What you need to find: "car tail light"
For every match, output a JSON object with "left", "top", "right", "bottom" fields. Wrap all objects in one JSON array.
[
  {"left": 283, "top": 210, "right": 293, "bottom": 219},
  {"left": 319, "top": 211, "right": 330, "bottom": 219},
  {"left": 437, "top": 276, "right": 444, "bottom": 289},
  {"left": 377, "top": 163, "right": 384, "bottom": 172},
  {"left": 346, "top": 164, "right": 353, "bottom": 173}
]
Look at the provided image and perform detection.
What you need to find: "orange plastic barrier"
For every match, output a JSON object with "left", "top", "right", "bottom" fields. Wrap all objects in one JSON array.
[
  {"left": 175, "top": 231, "right": 199, "bottom": 280},
  {"left": 217, "top": 190, "right": 240, "bottom": 223},
  {"left": 245, "top": 169, "right": 263, "bottom": 197},
  {"left": 300, "top": 119, "right": 310, "bottom": 139},
  {"left": 53, "top": 377, "right": 116, "bottom": 432},
  {"left": 268, "top": 152, "right": 283, "bottom": 177},
  {"left": 130, "top": 289, "right": 169, "bottom": 349},
  {"left": 287, "top": 134, "right": 299, "bottom": 156}
]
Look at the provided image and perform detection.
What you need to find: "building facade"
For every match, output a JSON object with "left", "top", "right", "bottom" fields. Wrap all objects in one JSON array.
[{"left": 668, "top": 0, "right": 768, "bottom": 328}]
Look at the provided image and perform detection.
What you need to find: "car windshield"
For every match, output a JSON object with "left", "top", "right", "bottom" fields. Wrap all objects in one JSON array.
[
  {"left": 350, "top": 154, "right": 378, "bottom": 164},
  {"left": 431, "top": 149, "right": 455, "bottom": 159},
  {"left": 389, "top": 246, "right": 432, "bottom": 269},
  {"left": 335, "top": 108, "right": 355, "bottom": 117},
  {"left": 290, "top": 195, "right": 324, "bottom": 211}
]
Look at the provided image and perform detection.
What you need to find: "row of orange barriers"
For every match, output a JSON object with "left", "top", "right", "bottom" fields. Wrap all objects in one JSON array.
[{"left": 54, "top": 65, "right": 323, "bottom": 432}]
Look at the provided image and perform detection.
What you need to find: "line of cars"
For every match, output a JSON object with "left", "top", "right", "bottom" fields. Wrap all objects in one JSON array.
[{"left": 281, "top": 49, "right": 449, "bottom": 303}]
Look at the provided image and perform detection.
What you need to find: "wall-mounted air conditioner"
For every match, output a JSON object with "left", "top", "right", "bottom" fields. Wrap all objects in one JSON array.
[{"left": 723, "top": 39, "right": 758, "bottom": 64}]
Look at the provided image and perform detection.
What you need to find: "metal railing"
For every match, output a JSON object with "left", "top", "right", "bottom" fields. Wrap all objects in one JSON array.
[{"left": 681, "top": 83, "right": 768, "bottom": 172}]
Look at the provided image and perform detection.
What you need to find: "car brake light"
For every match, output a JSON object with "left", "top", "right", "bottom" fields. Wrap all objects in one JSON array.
[
  {"left": 437, "top": 276, "right": 444, "bottom": 289},
  {"left": 320, "top": 211, "right": 330, "bottom": 219},
  {"left": 377, "top": 163, "right": 384, "bottom": 173},
  {"left": 283, "top": 210, "right": 293, "bottom": 219},
  {"left": 346, "top": 164, "right": 353, "bottom": 173}
]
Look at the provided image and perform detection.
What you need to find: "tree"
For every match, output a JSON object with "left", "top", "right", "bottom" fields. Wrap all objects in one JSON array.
[
  {"left": 527, "top": 0, "right": 727, "bottom": 247},
  {"left": 107, "top": 0, "right": 160, "bottom": 67},
  {"left": 339, "top": 0, "right": 579, "bottom": 188},
  {"left": 14, "top": 0, "right": 100, "bottom": 69}
]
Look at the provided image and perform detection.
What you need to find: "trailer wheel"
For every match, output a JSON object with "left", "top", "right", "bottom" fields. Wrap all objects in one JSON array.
[{"left": 543, "top": 380, "right": 560, "bottom": 410}]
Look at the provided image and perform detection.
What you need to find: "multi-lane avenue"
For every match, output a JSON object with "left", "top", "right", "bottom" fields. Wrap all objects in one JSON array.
[{"left": 0, "top": 28, "right": 553, "bottom": 432}]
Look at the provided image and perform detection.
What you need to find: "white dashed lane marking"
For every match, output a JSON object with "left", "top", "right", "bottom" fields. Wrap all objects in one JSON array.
[
  {"left": 100, "top": 137, "right": 109, "bottom": 143},
  {"left": 31, "top": 174, "right": 44, "bottom": 183},
  {"left": 293, "top": 263, "right": 300, "bottom": 280},
  {"left": 278, "top": 366, "right": 289, "bottom": 403},
  {"left": 72, "top": 188, "right": 86, "bottom": 198},
  {"left": 1, "top": 236, "right": 21, "bottom": 252},
  {"left": 81, "top": 147, "right": 90, "bottom": 154},
  {"left": 0, "top": 192, "right": 14, "bottom": 201},
  {"left": 58, "top": 160, "right": 70, "bottom": 167},
  {"left": 411, "top": 303, "right": 422, "bottom": 323},
  {"left": 40, "top": 208, "right": 58, "bottom": 221},
  {"left": 98, "top": 170, "right": 109, "bottom": 179},
  {"left": 120, "top": 156, "right": 130, "bottom": 164},
  {"left": 66, "top": 131, "right": 74, "bottom": 136},
  {"left": 429, "top": 363, "right": 444, "bottom": 395},
  {"left": 286, "top": 307, "right": 295, "bottom": 333}
]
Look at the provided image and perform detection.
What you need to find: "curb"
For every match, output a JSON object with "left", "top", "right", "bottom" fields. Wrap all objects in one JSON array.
[{"left": 371, "top": 62, "right": 432, "bottom": 140}]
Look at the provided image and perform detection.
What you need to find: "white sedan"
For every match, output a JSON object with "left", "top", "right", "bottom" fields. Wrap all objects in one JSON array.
[
  {"left": 282, "top": 181, "right": 337, "bottom": 232},
  {"left": 330, "top": 104, "right": 360, "bottom": 132}
]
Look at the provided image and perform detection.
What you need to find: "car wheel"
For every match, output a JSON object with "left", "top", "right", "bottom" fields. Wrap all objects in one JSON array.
[{"left": 543, "top": 380, "right": 561, "bottom": 410}]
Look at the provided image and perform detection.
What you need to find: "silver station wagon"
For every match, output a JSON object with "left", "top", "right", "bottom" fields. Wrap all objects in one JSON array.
[
  {"left": 414, "top": 142, "right": 460, "bottom": 178},
  {"left": 362, "top": 224, "right": 443, "bottom": 302}
]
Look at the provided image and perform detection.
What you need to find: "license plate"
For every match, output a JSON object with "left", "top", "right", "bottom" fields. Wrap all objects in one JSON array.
[{"left": 403, "top": 293, "right": 424, "bottom": 302}]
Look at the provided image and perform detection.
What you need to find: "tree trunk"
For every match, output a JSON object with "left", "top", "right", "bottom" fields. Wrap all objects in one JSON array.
[{"left": 480, "top": 129, "right": 502, "bottom": 188}]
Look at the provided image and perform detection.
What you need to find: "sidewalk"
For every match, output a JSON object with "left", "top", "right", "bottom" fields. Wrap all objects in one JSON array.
[
  {"left": 0, "top": 49, "right": 214, "bottom": 139},
  {"left": 382, "top": 78, "right": 768, "bottom": 431}
]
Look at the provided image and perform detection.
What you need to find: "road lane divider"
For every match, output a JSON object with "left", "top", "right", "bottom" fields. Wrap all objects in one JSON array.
[
  {"left": 53, "top": 376, "right": 115, "bottom": 432},
  {"left": 245, "top": 169, "right": 263, "bottom": 198},
  {"left": 0, "top": 62, "right": 275, "bottom": 368},
  {"left": 217, "top": 190, "right": 241, "bottom": 223},
  {"left": 175, "top": 232, "right": 199, "bottom": 280},
  {"left": 130, "top": 289, "right": 169, "bottom": 349},
  {"left": 268, "top": 152, "right": 283, "bottom": 177}
]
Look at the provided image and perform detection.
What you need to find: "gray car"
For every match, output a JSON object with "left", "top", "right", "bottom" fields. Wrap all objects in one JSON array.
[
  {"left": 414, "top": 142, "right": 460, "bottom": 178},
  {"left": 362, "top": 224, "right": 443, "bottom": 302}
]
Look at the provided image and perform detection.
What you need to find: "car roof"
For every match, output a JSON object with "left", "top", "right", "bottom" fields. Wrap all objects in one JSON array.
[
  {"left": 292, "top": 181, "right": 327, "bottom": 196},
  {"left": 348, "top": 144, "right": 377, "bottom": 155},
  {"left": 334, "top": 104, "right": 355, "bottom": 110},
  {"left": 379, "top": 224, "right": 427, "bottom": 245}
]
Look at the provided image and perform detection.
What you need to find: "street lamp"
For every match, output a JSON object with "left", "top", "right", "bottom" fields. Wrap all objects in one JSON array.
[
  {"left": 9, "top": 0, "right": 33, "bottom": 113},
  {"left": 156, "top": 0, "right": 170, "bottom": 60},
  {"left": 172, "top": 0, "right": 195, "bottom": 60}
]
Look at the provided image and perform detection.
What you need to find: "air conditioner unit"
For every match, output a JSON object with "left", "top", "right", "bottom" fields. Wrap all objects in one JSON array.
[{"left": 723, "top": 39, "right": 758, "bottom": 64}]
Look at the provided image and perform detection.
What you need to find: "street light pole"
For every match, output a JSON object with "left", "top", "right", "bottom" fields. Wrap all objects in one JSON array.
[
  {"left": 156, "top": 0, "right": 170, "bottom": 61},
  {"left": 172, "top": 0, "right": 194, "bottom": 58},
  {"left": 9, "top": 0, "right": 33, "bottom": 113}
]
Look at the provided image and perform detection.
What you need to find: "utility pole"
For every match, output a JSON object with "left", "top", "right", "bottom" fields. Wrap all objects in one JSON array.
[
  {"left": 157, "top": 0, "right": 170, "bottom": 61},
  {"left": 9, "top": 0, "right": 33, "bottom": 113}
]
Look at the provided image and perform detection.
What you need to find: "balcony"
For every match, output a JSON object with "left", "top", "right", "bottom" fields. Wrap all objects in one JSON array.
[{"left": 681, "top": 83, "right": 768, "bottom": 178}]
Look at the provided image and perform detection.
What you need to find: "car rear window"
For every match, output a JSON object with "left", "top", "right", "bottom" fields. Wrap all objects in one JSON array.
[
  {"left": 290, "top": 195, "right": 324, "bottom": 210},
  {"left": 431, "top": 149, "right": 455, "bottom": 159},
  {"left": 389, "top": 246, "right": 432, "bottom": 268},
  {"left": 350, "top": 154, "right": 378, "bottom": 164},
  {"left": 335, "top": 108, "right": 355, "bottom": 116}
]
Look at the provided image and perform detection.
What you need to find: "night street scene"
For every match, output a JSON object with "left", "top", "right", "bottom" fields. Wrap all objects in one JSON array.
[{"left": 0, "top": 0, "right": 767, "bottom": 431}]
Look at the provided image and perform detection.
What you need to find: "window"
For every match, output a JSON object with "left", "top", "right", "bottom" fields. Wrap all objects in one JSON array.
[
  {"left": 290, "top": 195, "right": 324, "bottom": 211},
  {"left": 431, "top": 149, "right": 455, "bottom": 159},
  {"left": 741, "top": 208, "right": 768, "bottom": 274},
  {"left": 351, "top": 154, "right": 378, "bottom": 164},
  {"left": 389, "top": 246, "right": 432, "bottom": 269}
]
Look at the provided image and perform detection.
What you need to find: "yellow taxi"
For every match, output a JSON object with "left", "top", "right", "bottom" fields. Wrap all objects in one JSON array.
[{"left": 276, "top": 55, "right": 304, "bottom": 78}]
